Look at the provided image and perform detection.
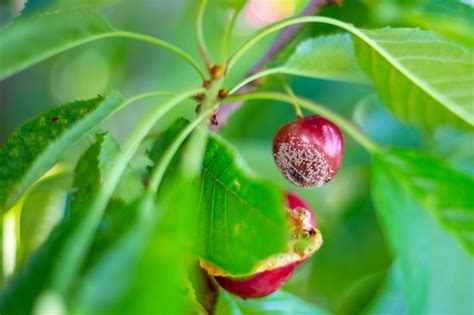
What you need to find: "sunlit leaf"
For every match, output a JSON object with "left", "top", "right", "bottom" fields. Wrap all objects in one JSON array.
[
  {"left": 0, "top": 92, "right": 125, "bottom": 213},
  {"left": 280, "top": 34, "right": 370, "bottom": 85},
  {"left": 354, "top": 28, "right": 474, "bottom": 129}
]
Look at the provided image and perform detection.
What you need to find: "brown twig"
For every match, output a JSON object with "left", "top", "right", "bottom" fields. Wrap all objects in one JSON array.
[
  {"left": 212, "top": 0, "right": 340, "bottom": 131},
  {"left": 248, "top": 0, "right": 339, "bottom": 76}
]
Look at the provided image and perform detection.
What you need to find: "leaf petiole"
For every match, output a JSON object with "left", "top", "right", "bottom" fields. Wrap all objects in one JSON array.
[{"left": 114, "top": 31, "right": 205, "bottom": 79}]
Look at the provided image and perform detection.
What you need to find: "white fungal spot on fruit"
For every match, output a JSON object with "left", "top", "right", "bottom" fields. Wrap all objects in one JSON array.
[{"left": 273, "top": 136, "right": 334, "bottom": 187}]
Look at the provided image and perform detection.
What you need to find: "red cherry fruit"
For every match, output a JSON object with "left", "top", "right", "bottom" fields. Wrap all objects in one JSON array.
[
  {"left": 202, "top": 193, "right": 322, "bottom": 299},
  {"left": 273, "top": 115, "right": 344, "bottom": 188}
]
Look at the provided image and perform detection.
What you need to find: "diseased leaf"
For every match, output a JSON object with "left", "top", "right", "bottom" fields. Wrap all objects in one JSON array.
[
  {"left": 354, "top": 28, "right": 474, "bottom": 129},
  {"left": 149, "top": 119, "right": 288, "bottom": 275},
  {"left": 215, "top": 290, "right": 329, "bottom": 315},
  {"left": 0, "top": 11, "right": 115, "bottom": 80},
  {"left": 371, "top": 149, "right": 474, "bottom": 313},
  {"left": 0, "top": 132, "right": 142, "bottom": 315},
  {"left": 279, "top": 34, "right": 370, "bottom": 85},
  {"left": 0, "top": 91, "right": 125, "bottom": 213}
]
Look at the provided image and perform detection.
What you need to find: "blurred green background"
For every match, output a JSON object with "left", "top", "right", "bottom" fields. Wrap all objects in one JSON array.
[{"left": 0, "top": 0, "right": 473, "bottom": 314}]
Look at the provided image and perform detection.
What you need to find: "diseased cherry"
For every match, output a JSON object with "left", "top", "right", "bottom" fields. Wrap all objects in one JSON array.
[
  {"left": 272, "top": 115, "right": 344, "bottom": 188},
  {"left": 201, "top": 192, "right": 322, "bottom": 299}
]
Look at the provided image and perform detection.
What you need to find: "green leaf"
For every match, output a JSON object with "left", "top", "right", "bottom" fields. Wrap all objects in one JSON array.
[
  {"left": 0, "top": 132, "right": 141, "bottom": 315},
  {"left": 149, "top": 119, "right": 288, "bottom": 275},
  {"left": 0, "top": 208, "right": 74, "bottom": 315},
  {"left": 74, "top": 180, "right": 193, "bottom": 315},
  {"left": 0, "top": 91, "right": 125, "bottom": 213},
  {"left": 371, "top": 149, "right": 474, "bottom": 313},
  {"left": 73, "top": 194, "right": 182, "bottom": 315},
  {"left": 0, "top": 11, "right": 115, "bottom": 80},
  {"left": 74, "top": 130, "right": 193, "bottom": 314},
  {"left": 377, "top": 149, "right": 474, "bottom": 254},
  {"left": 428, "top": 127, "right": 474, "bottom": 176},
  {"left": 71, "top": 132, "right": 144, "bottom": 211},
  {"left": 384, "top": 0, "right": 474, "bottom": 46},
  {"left": 22, "top": 0, "right": 119, "bottom": 15},
  {"left": 354, "top": 28, "right": 474, "bottom": 129},
  {"left": 279, "top": 34, "right": 370, "bottom": 85},
  {"left": 220, "top": 0, "right": 248, "bottom": 10},
  {"left": 363, "top": 263, "right": 409, "bottom": 315},
  {"left": 215, "top": 290, "right": 329, "bottom": 315}
]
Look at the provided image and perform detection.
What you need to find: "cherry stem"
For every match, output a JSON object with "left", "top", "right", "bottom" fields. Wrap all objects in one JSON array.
[
  {"left": 275, "top": 78, "right": 303, "bottom": 118},
  {"left": 224, "top": 92, "right": 380, "bottom": 154}
]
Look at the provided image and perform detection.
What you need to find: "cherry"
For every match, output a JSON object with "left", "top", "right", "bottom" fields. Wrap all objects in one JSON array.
[
  {"left": 201, "top": 192, "right": 322, "bottom": 299},
  {"left": 272, "top": 115, "right": 344, "bottom": 188}
]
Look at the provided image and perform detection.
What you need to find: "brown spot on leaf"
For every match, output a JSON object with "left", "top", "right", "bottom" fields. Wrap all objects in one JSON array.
[{"left": 51, "top": 116, "right": 59, "bottom": 123}]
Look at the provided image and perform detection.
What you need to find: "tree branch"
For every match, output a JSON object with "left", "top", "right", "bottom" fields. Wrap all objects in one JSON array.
[
  {"left": 213, "top": 0, "right": 340, "bottom": 130},
  {"left": 247, "top": 0, "right": 339, "bottom": 76}
]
